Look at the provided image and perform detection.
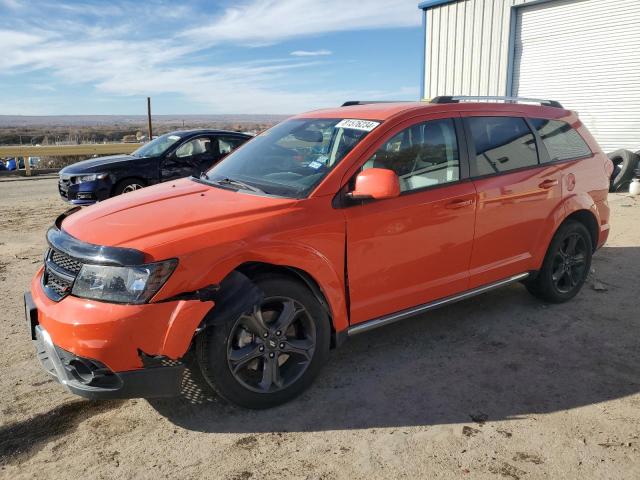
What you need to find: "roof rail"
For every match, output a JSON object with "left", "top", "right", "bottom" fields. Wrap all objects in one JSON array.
[
  {"left": 430, "top": 96, "right": 563, "bottom": 109},
  {"left": 341, "top": 101, "right": 407, "bottom": 107}
]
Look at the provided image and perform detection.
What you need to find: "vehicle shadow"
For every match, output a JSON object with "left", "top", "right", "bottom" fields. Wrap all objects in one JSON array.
[
  {"left": 0, "top": 399, "right": 124, "bottom": 465},
  {"left": 148, "top": 245, "right": 640, "bottom": 433}
]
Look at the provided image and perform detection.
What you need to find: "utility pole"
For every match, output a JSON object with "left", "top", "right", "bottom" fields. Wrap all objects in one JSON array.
[{"left": 147, "top": 97, "right": 153, "bottom": 140}]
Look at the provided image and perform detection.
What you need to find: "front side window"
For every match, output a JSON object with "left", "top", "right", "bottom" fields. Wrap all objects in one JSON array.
[
  {"left": 362, "top": 118, "right": 460, "bottom": 192},
  {"left": 529, "top": 118, "right": 591, "bottom": 162},
  {"left": 203, "top": 118, "right": 378, "bottom": 198},
  {"left": 132, "top": 133, "right": 182, "bottom": 158},
  {"left": 468, "top": 117, "right": 538, "bottom": 176}
]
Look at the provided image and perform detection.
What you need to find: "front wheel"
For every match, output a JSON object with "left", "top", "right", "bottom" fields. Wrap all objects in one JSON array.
[
  {"left": 113, "top": 178, "right": 146, "bottom": 196},
  {"left": 196, "top": 275, "right": 330, "bottom": 409},
  {"left": 526, "top": 221, "right": 592, "bottom": 303}
]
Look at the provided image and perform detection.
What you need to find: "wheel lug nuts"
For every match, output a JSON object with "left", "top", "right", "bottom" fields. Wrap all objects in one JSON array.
[
  {"left": 269, "top": 352, "right": 275, "bottom": 358},
  {"left": 276, "top": 330, "right": 282, "bottom": 336},
  {"left": 263, "top": 332, "right": 268, "bottom": 338},
  {"left": 259, "top": 346, "right": 264, "bottom": 352},
  {"left": 279, "top": 343, "right": 285, "bottom": 349}
]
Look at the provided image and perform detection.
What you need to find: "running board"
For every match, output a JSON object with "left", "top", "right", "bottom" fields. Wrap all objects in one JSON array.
[{"left": 347, "top": 272, "right": 530, "bottom": 336}]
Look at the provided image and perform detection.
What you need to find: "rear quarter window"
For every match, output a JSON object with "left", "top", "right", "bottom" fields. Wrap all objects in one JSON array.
[
  {"left": 467, "top": 116, "right": 538, "bottom": 176},
  {"left": 529, "top": 119, "right": 592, "bottom": 162}
]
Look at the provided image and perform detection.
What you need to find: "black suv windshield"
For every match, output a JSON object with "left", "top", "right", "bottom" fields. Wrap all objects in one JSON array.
[
  {"left": 132, "top": 133, "right": 182, "bottom": 158},
  {"left": 202, "top": 118, "right": 379, "bottom": 198}
]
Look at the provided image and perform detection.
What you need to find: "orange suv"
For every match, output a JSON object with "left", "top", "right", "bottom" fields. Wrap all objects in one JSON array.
[{"left": 25, "top": 97, "right": 612, "bottom": 408}]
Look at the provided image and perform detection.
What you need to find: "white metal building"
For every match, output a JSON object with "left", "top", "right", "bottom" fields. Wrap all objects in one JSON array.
[{"left": 419, "top": 0, "right": 640, "bottom": 152}]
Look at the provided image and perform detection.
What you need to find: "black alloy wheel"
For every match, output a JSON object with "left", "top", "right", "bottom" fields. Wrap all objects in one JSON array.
[
  {"left": 227, "top": 297, "right": 316, "bottom": 394},
  {"left": 526, "top": 220, "right": 593, "bottom": 303},
  {"left": 550, "top": 232, "right": 588, "bottom": 294},
  {"left": 196, "top": 275, "right": 330, "bottom": 409}
]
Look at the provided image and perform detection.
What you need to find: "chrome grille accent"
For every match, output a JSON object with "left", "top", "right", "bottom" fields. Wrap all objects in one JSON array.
[
  {"left": 44, "top": 272, "right": 73, "bottom": 298},
  {"left": 42, "top": 248, "right": 84, "bottom": 301}
]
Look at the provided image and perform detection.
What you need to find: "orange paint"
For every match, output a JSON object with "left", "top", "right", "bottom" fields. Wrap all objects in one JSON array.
[{"left": 30, "top": 101, "right": 610, "bottom": 373}]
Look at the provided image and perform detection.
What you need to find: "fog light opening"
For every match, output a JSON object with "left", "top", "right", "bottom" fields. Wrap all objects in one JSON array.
[{"left": 68, "top": 359, "right": 95, "bottom": 385}]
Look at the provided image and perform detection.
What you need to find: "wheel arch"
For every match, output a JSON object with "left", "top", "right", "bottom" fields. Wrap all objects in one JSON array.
[
  {"left": 234, "top": 261, "right": 345, "bottom": 348},
  {"left": 532, "top": 194, "right": 601, "bottom": 271},
  {"left": 563, "top": 209, "right": 599, "bottom": 252}
]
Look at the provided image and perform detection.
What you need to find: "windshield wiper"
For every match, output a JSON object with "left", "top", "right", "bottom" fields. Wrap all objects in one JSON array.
[{"left": 211, "top": 177, "right": 265, "bottom": 194}]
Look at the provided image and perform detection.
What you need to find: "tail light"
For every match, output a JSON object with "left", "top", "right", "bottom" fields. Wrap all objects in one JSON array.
[{"left": 604, "top": 156, "right": 614, "bottom": 177}]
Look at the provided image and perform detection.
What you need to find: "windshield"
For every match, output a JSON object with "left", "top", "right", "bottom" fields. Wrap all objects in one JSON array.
[
  {"left": 202, "top": 118, "right": 379, "bottom": 198},
  {"left": 132, "top": 133, "right": 182, "bottom": 158}
]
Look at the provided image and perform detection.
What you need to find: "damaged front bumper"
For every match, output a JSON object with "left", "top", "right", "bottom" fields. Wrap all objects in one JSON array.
[
  {"left": 34, "top": 325, "right": 185, "bottom": 399},
  {"left": 26, "top": 292, "right": 185, "bottom": 399}
]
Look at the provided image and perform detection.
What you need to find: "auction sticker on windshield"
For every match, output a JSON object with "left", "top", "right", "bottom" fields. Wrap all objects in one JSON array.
[{"left": 335, "top": 119, "right": 380, "bottom": 132}]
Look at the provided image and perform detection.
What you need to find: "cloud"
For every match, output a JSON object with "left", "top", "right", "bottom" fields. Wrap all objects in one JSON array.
[
  {"left": 31, "top": 84, "right": 57, "bottom": 92},
  {"left": 290, "top": 49, "right": 332, "bottom": 57},
  {"left": 182, "top": 0, "right": 420, "bottom": 45},
  {"left": 0, "top": 0, "right": 22, "bottom": 10},
  {"left": 0, "top": 0, "right": 421, "bottom": 114}
]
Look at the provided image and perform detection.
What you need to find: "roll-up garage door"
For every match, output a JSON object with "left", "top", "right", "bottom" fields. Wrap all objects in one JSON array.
[{"left": 512, "top": 0, "right": 640, "bottom": 152}]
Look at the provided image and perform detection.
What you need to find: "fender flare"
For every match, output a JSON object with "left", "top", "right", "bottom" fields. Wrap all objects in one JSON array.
[{"left": 180, "top": 242, "right": 349, "bottom": 333}]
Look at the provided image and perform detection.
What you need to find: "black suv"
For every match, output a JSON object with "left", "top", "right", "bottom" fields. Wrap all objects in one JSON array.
[{"left": 58, "top": 129, "right": 252, "bottom": 204}]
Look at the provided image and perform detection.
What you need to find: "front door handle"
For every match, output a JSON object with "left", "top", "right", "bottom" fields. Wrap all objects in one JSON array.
[
  {"left": 539, "top": 179, "right": 559, "bottom": 189},
  {"left": 445, "top": 199, "right": 474, "bottom": 209}
]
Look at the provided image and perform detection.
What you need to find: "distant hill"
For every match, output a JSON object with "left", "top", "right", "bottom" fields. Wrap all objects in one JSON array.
[{"left": 0, "top": 114, "right": 290, "bottom": 127}]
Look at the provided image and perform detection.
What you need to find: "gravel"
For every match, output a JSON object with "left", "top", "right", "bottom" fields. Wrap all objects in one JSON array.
[{"left": 1, "top": 179, "right": 639, "bottom": 479}]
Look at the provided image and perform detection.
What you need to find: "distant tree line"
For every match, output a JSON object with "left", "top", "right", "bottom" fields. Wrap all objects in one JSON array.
[{"left": 0, "top": 122, "right": 273, "bottom": 146}]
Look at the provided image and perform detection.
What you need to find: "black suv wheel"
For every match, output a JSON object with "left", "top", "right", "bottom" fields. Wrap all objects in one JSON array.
[
  {"left": 196, "top": 275, "right": 330, "bottom": 409},
  {"left": 526, "top": 220, "right": 592, "bottom": 303}
]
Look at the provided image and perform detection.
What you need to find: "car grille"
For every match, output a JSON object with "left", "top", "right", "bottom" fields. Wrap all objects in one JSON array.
[
  {"left": 58, "top": 175, "right": 71, "bottom": 199},
  {"left": 50, "top": 250, "right": 83, "bottom": 274},
  {"left": 59, "top": 177, "right": 71, "bottom": 188},
  {"left": 42, "top": 248, "right": 84, "bottom": 301}
]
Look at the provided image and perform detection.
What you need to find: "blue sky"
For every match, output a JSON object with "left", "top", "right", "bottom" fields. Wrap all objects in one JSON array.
[{"left": 0, "top": 0, "right": 423, "bottom": 115}]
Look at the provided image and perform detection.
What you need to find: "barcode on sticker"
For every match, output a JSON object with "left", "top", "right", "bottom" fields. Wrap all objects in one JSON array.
[{"left": 335, "top": 119, "right": 380, "bottom": 132}]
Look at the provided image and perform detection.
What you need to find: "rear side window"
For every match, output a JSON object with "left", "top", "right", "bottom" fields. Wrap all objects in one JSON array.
[
  {"left": 217, "top": 136, "right": 245, "bottom": 155},
  {"left": 529, "top": 119, "right": 591, "bottom": 162},
  {"left": 468, "top": 117, "right": 538, "bottom": 176}
]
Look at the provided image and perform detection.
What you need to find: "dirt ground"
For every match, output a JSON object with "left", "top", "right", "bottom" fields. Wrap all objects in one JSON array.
[{"left": 1, "top": 177, "right": 639, "bottom": 480}]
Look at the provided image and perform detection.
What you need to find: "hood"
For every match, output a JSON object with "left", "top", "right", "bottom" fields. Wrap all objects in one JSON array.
[
  {"left": 60, "top": 154, "right": 138, "bottom": 174},
  {"left": 61, "top": 178, "right": 298, "bottom": 252}
]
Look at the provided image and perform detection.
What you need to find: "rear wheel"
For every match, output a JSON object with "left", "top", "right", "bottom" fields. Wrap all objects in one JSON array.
[
  {"left": 196, "top": 275, "right": 330, "bottom": 409},
  {"left": 526, "top": 221, "right": 592, "bottom": 303}
]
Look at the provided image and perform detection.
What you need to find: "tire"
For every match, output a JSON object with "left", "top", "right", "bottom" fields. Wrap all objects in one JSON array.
[
  {"left": 608, "top": 149, "right": 639, "bottom": 192},
  {"left": 113, "top": 178, "right": 146, "bottom": 196},
  {"left": 196, "top": 274, "right": 330, "bottom": 409},
  {"left": 526, "top": 221, "right": 592, "bottom": 303}
]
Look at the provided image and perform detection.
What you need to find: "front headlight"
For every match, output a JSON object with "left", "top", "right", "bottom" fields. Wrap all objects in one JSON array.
[
  {"left": 75, "top": 173, "right": 109, "bottom": 183},
  {"left": 71, "top": 259, "right": 177, "bottom": 304}
]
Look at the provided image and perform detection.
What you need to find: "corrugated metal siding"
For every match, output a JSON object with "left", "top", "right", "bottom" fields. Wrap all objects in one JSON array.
[
  {"left": 513, "top": 0, "right": 640, "bottom": 152},
  {"left": 424, "top": 0, "right": 527, "bottom": 98}
]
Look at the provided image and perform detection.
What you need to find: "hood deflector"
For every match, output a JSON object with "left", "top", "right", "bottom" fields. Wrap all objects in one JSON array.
[{"left": 48, "top": 208, "right": 145, "bottom": 266}]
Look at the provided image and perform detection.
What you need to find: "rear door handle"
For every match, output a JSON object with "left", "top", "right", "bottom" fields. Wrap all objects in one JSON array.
[
  {"left": 539, "top": 179, "right": 559, "bottom": 189},
  {"left": 445, "top": 199, "right": 474, "bottom": 209}
]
